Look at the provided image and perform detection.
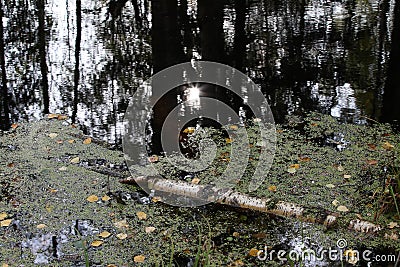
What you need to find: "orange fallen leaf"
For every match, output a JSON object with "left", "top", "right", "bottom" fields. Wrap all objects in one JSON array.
[
  {"left": 83, "top": 138, "right": 92, "bottom": 145},
  {"left": 98, "top": 231, "right": 112, "bottom": 238},
  {"left": 367, "top": 144, "right": 376, "bottom": 150},
  {"left": 57, "top": 115, "right": 68, "bottom": 120},
  {"left": 268, "top": 185, "right": 277, "bottom": 192},
  {"left": 137, "top": 211, "right": 147, "bottom": 220},
  {"left": 90, "top": 240, "right": 103, "bottom": 247},
  {"left": 1, "top": 219, "right": 13, "bottom": 227},
  {"left": 225, "top": 138, "right": 233, "bottom": 144},
  {"left": 229, "top": 125, "right": 238, "bottom": 130},
  {"left": 48, "top": 114, "right": 58, "bottom": 119},
  {"left": 116, "top": 233, "right": 128, "bottom": 240},
  {"left": 232, "top": 232, "right": 240, "bottom": 237},
  {"left": 299, "top": 156, "right": 311, "bottom": 162},
  {"left": 367, "top": 159, "right": 378, "bottom": 165},
  {"left": 289, "top": 164, "right": 300, "bottom": 169},
  {"left": 7, "top": 163, "right": 15, "bottom": 168},
  {"left": 148, "top": 155, "right": 159, "bottom": 163},
  {"left": 49, "top": 188, "right": 58, "bottom": 193},
  {"left": 87, "top": 195, "right": 99, "bottom": 203},
  {"left": 183, "top": 127, "right": 195, "bottom": 134},
  {"left": 145, "top": 226, "right": 156, "bottom": 233},
  {"left": 248, "top": 248, "right": 259, "bottom": 257},
  {"left": 68, "top": 139, "right": 75, "bottom": 144},
  {"left": 11, "top": 123, "right": 18, "bottom": 129},
  {"left": 134, "top": 255, "right": 145, "bottom": 263}
]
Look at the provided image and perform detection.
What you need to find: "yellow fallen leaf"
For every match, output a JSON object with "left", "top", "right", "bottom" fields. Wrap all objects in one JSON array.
[
  {"left": 68, "top": 139, "right": 75, "bottom": 144},
  {"left": 0, "top": 213, "right": 7, "bottom": 220},
  {"left": 183, "top": 127, "right": 195, "bottom": 134},
  {"left": 145, "top": 226, "right": 156, "bottom": 233},
  {"left": 114, "top": 219, "right": 129, "bottom": 229},
  {"left": 37, "top": 224, "right": 47, "bottom": 229},
  {"left": 337, "top": 165, "right": 344, "bottom": 172},
  {"left": 70, "top": 157, "right": 80, "bottom": 164},
  {"left": 2, "top": 263, "right": 9, "bottom": 267},
  {"left": 287, "top": 167, "right": 296, "bottom": 174},
  {"left": 268, "top": 185, "right": 277, "bottom": 192},
  {"left": 388, "top": 222, "right": 398, "bottom": 229},
  {"left": 152, "top": 196, "right": 161, "bottom": 203},
  {"left": 11, "top": 123, "right": 18, "bottom": 129},
  {"left": 102, "top": 195, "right": 111, "bottom": 201},
  {"left": 299, "top": 156, "right": 311, "bottom": 162},
  {"left": 137, "top": 211, "right": 147, "bottom": 220},
  {"left": 326, "top": 184, "right": 335, "bottom": 189},
  {"left": 343, "top": 174, "right": 351, "bottom": 179},
  {"left": 1, "top": 219, "right": 12, "bottom": 227},
  {"left": 48, "top": 133, "right": 58, "bottom": 138},
  {"left": 58, "top": 166, "right": 67, "bottom": 171},
  {"left": 116, "top": 233, "right": 128, "bottom": 240},
  {"left": 83, "top": 138, "right": 92, "bottom": 145},
  {"left": 337, "top": 205, "right": 349, "bottom": 212},
  {"left": 232, "top": 232, "right": 240, "bottom": 237},
  {"left": 229, "top": 125, "right": 238, "bottom": 130},
  {"left": 48, "top": 114, "right": 58, "bottom": 119},
  {"left": 248, "top": 248, "right": 259, "bottom": 257},
  {"left": 90, "top": 240, "right": 103, "bottom": 247},
  {"left": 332, "top": 199, "right": 339, "bottom": 206},
  {"left": 45, "top": 204, "right": 54, "bottom": 213},
  {"left": 134, "top": 255, "right": 145, "bottom": 263},
  {"left": 383, "top": 141, "right": 394, "bottom": 151},
  {"left": 87, "top": 195, "right": 99, "bottom": 203},
  {"left": 191, "top": 178, "right": 200, "bottom": 184},
  {"left": 225, "top": 138, "right": 233, "bottom": 144},
  {"left": 98, "top": 231, "right": 112, "bottom": 238}
]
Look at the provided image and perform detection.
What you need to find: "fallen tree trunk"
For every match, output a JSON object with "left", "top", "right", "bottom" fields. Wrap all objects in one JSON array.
[{"left": 120, "top": 176, "right": 383, "bottom": 234}]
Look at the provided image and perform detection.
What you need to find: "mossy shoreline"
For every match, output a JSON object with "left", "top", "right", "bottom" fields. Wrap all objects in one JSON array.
[{"left": 0, "top": 114, "right": 399, "bottom": 266}]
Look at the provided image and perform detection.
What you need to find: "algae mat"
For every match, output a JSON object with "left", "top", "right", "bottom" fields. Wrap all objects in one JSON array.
[{"left": 0, "top": 114, "right": 399, "bottom": 266}]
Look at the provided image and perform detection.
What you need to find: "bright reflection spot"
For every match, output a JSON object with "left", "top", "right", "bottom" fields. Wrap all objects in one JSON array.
[{"left": 186, "top": 86, "right": 200, "bottom": 101}]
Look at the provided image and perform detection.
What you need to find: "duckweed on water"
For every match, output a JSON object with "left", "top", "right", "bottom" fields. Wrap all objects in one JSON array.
[{"left": 0, "top": 113, "right": 399, "bottom": 266}]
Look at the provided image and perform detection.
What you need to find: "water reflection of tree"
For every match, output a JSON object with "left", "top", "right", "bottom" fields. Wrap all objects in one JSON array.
[
  {"left": 0, "top": 0, "right": 10, "bottom": 129},
  {"left": 382, "top": 0, "right": 400, "bottom": 124}
]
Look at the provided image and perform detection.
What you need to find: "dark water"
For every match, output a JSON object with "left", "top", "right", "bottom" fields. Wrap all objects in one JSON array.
[{"left": 0, "top": 0, "right": 399, "bottom": 143}]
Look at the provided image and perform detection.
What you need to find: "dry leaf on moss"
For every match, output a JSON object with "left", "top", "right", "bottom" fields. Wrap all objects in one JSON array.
[
  {"left": 116, "top": 233, "right": 128, "bottom": 240},
  {"left": 137, "top": 211, "right": 147, "bottom": 220},
  {"left": 48, "top": 133, "right": 58, "bottom": 138},
  {"left": 337, "top": 205, "right": 349, "bottom": 212},
  {"left": 99, "top": 231, "right": 112, "bottom": 238},
  {"left": 102, "top": 195, "right": 111, "bottom": 201},
  {"left": 1, "top": 219, "right": 13, "bottom": 227},
  {"left": 87, "top": 195, "right": 99, "bottom": 203},
  {"left": 145, "top": 226, "right": 156, "bottom": 233},
  {"left": 70, "top": 157, "right": 80, "bottom": 164},
  {"left": 37, "top": 224, "right": 47, "bottom": 229},
  {"left": 91, "top": 240, "right": 103, "bottom": 247},
  {"left": 134, "top": 255, "right": 145, "bottom": 263},
  {"left": 83, "top": 138, "right": 92, "bottom": 144},
  {"left": 248, "top": 248, "right": 259, "bottom": 257},
  {"left": 0, "top": 213, "right": 7, "bottom": 220}
]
